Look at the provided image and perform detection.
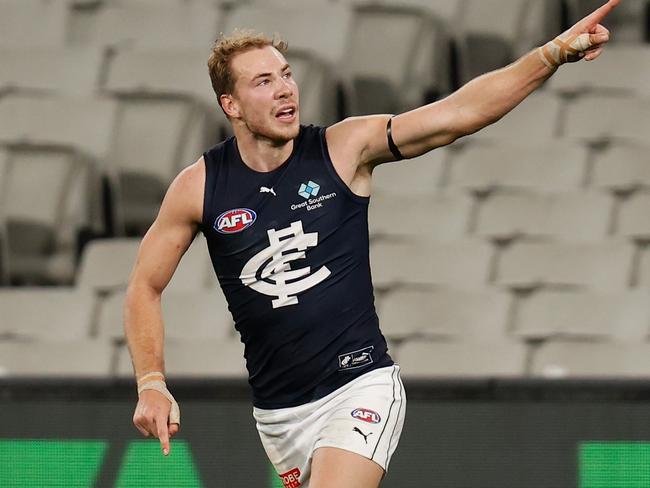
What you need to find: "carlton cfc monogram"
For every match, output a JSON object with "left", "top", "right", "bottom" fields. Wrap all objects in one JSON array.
[{"left": 239, "top": 220, "right": 331, "bottom": 308}]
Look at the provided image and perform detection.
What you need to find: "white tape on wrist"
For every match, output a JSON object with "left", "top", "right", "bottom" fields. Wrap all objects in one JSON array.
[
  {"left": 138, "top": 380, "right": 181, "bottom": 425},
  {"left": 538, "top": 33, "right": 593, "bottom": 68},
  {"left": 137, "top": 371, "right": 165, "bottom": 384}
]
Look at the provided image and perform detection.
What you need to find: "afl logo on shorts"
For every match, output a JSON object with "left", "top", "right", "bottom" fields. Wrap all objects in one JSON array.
[
  {"left": 351, "top": 408, "right": 381, "bottom": 424},
  {"left": 215, "top": 208, "right": 256, "bottom": 234}
]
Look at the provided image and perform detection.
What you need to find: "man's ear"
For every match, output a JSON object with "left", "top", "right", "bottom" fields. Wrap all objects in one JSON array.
[{"left": 220, "top": 94, "right": 240, "bottom": 119}]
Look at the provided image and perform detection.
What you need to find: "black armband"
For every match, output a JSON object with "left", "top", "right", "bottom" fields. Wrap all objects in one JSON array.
[{"left": 386, "top": 116, "right": 405, "bottom": 161}]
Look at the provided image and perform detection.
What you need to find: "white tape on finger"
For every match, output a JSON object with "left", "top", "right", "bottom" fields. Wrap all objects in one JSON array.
[
  {"left": 538, "top": 33, "right": 593, "bottom": 68},
  {"left": 138, "top": 380, "right": 181, "bottom": 425}
]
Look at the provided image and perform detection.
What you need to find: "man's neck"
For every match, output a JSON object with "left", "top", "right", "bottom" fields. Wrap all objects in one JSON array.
[{"left": 234, "top": 127, "right": 295, "bottom": 173}]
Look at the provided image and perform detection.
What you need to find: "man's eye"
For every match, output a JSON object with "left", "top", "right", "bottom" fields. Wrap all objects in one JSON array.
[
  {"left": 283, "top": 72, "right": 292, "bottom": 79},
  {"left": 258, "top": 79, "right": 270, "bottom": 86}
]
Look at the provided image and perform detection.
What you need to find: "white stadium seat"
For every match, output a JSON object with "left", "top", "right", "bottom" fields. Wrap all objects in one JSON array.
[
  {"left": 447, "top": 141, "right": 589, "bottom": 193},
  {"left": 476, "top": 190, "right": 613, "bottom": 243},
  {"left": 592, "top": 142, "right": 650, "bottom": 192},
  {"left": 371, "top": 239, "right": 494, "bottom": 289},
  {"left": 515, "top": 289, "right": 650, "bottom": 341},
  {"left": 116, "top": 339, "right": 247, "bottom": 378},
  {"left": 532, "top": 341, "right": 650, "bottom": 378},
  {"left": 371, "top": 149, "right": 447, "bottom": 199},
  {"left": 497, "top": 241, "right": 635, "bottom": 291},
  {"left": 396, "top": 339, "right": 528, "bottom": 378},
  {"left": 0, "top": 287, "right": 95, "bottom": 341},
  {"left": 0, "top": 0, "right": 70, "bottom": 48},
  {"left": 564, "top": 94, "right": 650, "bottom": 144},
  {"left": 98, "top": 290, "right": 233, "bottom": 341},
  {"left": 0, "top": 340, "right": 113, "bottom": 377},
  {"left": 378, "top": 287, "right": 513, "bottom": 340},
  {"left": 369, "top": 192, "right": 473, "bottom": 242}
]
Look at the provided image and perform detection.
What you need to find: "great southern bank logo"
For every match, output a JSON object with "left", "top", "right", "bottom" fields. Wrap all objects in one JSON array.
[{"left": 298, "top": 181, "right": 320, "bottom": 199}]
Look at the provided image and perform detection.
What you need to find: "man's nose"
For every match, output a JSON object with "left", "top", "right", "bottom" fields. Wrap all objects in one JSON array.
[{"left": 275, "top": 78, "right": 293, "bottom": 98}]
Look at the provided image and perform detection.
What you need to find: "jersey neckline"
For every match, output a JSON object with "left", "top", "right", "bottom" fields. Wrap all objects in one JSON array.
[{"left": 232, "top": 126, "right": 304, "bottom": 176}]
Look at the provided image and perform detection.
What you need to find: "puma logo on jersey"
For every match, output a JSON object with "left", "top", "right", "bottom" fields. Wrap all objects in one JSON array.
[
  {"left": 260, "top": 186, "right": 276, "bottom": 196},
  {"left": 353, "top": 427, "right": 373, "bottom": 444},
  {"left": 239, "top": 221, "right": 331, "bottom": 308}
]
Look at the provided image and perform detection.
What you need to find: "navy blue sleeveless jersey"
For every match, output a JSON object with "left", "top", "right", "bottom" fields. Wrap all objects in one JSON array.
[{"left": 200, "top": 125, "right": 393, "bottom": 409}]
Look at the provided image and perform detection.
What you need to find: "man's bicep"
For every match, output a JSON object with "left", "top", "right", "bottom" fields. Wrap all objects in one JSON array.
[
  {"left": 129, "top": 161, "right": 204, "bottom": 293},
  {"left": 329, "top": 104, "right": 461, "bottom": 169}
]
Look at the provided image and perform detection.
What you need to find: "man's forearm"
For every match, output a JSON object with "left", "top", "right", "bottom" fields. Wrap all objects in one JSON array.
[
  {"left": 124, "top": 284, "right": 166, "bottom": 379},
  {"left": 448, "top": 48, "right": 555, "bottom": 137}
]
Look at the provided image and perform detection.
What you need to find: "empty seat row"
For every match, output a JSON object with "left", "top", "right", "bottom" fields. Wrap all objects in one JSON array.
[
  {"left": 3, "top": 0, "right": 647, "bottom": 115},
  {"left": 378, "top": 288, "right": 650, "bottom": 342},
  {"left": 4, "top": 337, "right": 650, "bottom": 379},
  {"left": 396, "top": 340, "right": 650, "bottom": 378},
  {"left": 371, "top": 239, "right": 645, "bottom": 291}
]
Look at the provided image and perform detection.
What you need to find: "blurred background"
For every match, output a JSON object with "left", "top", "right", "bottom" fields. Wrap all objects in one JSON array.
[{"left": 1, "top": 0, "right": 650, "bottom": 487}]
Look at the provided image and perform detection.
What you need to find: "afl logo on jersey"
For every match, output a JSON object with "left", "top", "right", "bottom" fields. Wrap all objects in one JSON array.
[
  {"left": 215, "top": 208, "right": 257, "bottom": 234},
  {"left": 351, "top": 408, "right": 381, "bottom": 424}
]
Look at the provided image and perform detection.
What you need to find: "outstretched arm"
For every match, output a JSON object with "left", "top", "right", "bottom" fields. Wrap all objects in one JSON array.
[
  {"left": 327, "top": 0, "right": 619, "bottom": 171},
  {"left": 124, "top": 158, "right": 204, "bottom": 455}
]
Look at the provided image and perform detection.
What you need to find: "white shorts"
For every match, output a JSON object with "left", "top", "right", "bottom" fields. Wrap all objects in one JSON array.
[{"left": 253, "top": 364, "right": 406, "bottom": 488}]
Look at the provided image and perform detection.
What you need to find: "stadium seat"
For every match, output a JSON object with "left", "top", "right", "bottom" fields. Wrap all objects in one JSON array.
[
  {"left": 342, "top": 4, "right": 449, "bottom": 113},
  {"left": 549, "top": 45, "right": 650, "bottom": 97},
  {"left": 515, "top": 289, "right": 650, "bottom": 341},
  {"left": 224, "top": 2, "right": 353, "bottom": 67},
  {"left": 455, "top": 0, "right": 563, "bottom": 83},
  {"left": 0, "top": 287, "right": 96, "bottom": 341},
  {"left": 75, "top": 238, "right": 140, "bottom": 293},
  {"left": 362, "top": 0, "right": 463, "bottom": 25},
  {"left": 371, "top": 149, "right": 447, "bottom": 199},
  {"left": 475, "top": 190, "right": 613, "bottom": 243},
  {"left": 284, "top": 50, "right": 340, "bottom": 126},
  {"left": 105, "top": 48, "right": 219, "bottom": 108},
  {"left": 98, "top": 289, "right": 233, "bottom": 342},
  {"left": 532, "top": 341, "right": 650, "bottom": 378},
  {"left": 378, "top": 287, "right": 513, "bottom": 341},
  {"left": 617, "top": 191, "right": 650, "bottom": 241},
  {"left": 567, "top": 0, "right": 649, "bottom": 44},
  {"left": 396, "top": 339, "right": 528, "bottom": 378},
  {"left": 496, "top": 240, "right": 635, "bottom": 291},
  {"left": 76, "top": 235, "right": 212, "bottom": 294},
  {"left": 1, "top": 147, "right": 102, "bottom": 284},
  {"left": 447, "top": 141, "right": 589, "bottom": 193},
  {"left": 0, "top": 0, "right": 70, "bottom": 48},
  {"left": 101, "top": 95, "right": 212, "bottom": 235},
  {"left": 564, "top": 94, "right": 650, "bottom": 144},
  {"left": 0, "top": 96, "right": 118, "bottom": 162},
  {"left": 470, "top": 92, "right": 562, "bottom": 142},
  {"left": 0, "top": 340, "right": 114, "bottom": 377},
  {"left": 0, "top": 46, "right": 104, "bottom": 98},
  {"left": 369, "top": 192, "right": 473, "bottom": 242},
  {"left": 370, "top": 239, "right": 494, "bottom": 289},
  {"left": 115, "top": 338, "right": 247, "bottom": 378},
  {"left": 104, "top": 48, "right": 223, "bottom": 234},
  {"left": 88, "top": 0, "right": 222, "bottom": 50},
  {"left": 593, "top": 142, "right": 650, "bottom": 193}
]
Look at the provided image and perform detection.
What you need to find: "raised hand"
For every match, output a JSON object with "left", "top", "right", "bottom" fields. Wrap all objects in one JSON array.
[{"left": 539, "top": 0, "right": 619, "bottom": 68}]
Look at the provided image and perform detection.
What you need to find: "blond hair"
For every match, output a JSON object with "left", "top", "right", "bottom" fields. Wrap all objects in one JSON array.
[{"left": 208, "top": 30, "right": 288, "bottom": 109}]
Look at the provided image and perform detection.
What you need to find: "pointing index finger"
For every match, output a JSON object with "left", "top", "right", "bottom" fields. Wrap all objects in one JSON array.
[
  {"left": 579, "top": 0, "right": 620, "bottom": 30},
  {"left": 156, "top": 416, "right": 171, "bottom": 456}
]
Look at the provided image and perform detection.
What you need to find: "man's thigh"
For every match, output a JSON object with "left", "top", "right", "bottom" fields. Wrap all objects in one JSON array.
[{"left": 309, "top": 446, "right": 384, "bottom": 488}]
